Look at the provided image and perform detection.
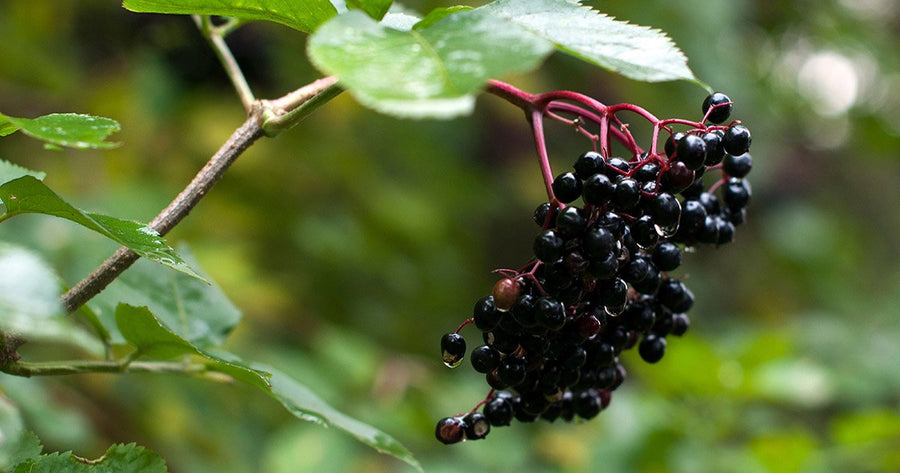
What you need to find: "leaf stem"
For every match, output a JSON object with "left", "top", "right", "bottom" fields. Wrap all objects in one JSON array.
[
  {"left": 1, "top": 358, "right": 218, "bottom": 378},
  {"left": 193, "top": 15, "right": 256, "bottom": 113}
]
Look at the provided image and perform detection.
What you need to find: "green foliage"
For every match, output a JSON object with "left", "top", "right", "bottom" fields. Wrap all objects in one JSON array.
[
  {"left": 10, "top": 443, "right": 167, "bottom": 473},
  {"left": 0, "top": 175, "right": 204, "bottom": 282},
  {"left": 308, "top": 9, "right": 553, "bottom": 118},
  {"left": 122, "top": 0, "right": 337, "bottom": 34},
  {"left": 0, "top": 113, "right": 120, "bottom": 150},
  {"left": 346, "top": 0, "right": 392, "bottom": 21}
]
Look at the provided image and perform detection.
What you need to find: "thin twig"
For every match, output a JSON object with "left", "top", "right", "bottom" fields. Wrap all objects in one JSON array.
[
  {"left": 61, "top": 113, "right": 265, "bottom": 313},
  {"left": 193, "top": 15, "right": 255, "bottom": 112}
]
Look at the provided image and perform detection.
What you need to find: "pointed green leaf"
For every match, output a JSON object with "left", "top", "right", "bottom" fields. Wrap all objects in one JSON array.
[
  {"left": 346, "top": 0, "right": 392, "bottom": 21},
  {"left": 0, "top": 242, "right": 104, "bottom": 355},
  {"left": 0, "top": 113, "right": 120, "bottom": 150},
  {"left": 122, "top": 0, "right": 337, "bottom": 34},
  {"left": 112, "top": 304, "right": 419, "bottom": 471},
  {"left": 93, "top": 247, "right": 239, "bottom": 347},
  {"left": 2, "top": 432, "right": 42, "bottom": 472},
  {"left": 11, "top": 443, "right": 167, "bottom": 473},
  {"left": 480, "top": 0, "right": 697, "bottom": 83},
  {"left": 0, "top": 120, "right": 18, "bottom": 137},
  {"left": 413, "top": 5, "right": 472, "bottom": 30},
  {"left": 0, "top": 160, "right": 45, "bottom": 185},
  {"left": 308, "top": 9, "right": 554, "bottom": 118},
  {"left": 0, "top": 176, "right": 205, "bottom": 282}
]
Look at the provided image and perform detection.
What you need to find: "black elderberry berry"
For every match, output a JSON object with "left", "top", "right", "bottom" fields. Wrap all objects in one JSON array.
[
  {"left": 680, "top": 176, "right": 705, "bottom": 199},
  {"left": 612, "top": 178, "right": 641, "bottom": 209},
  {"left": 702, "top": 130, "right": 726, "bottom": 165},
  {"left": 725, "top": 207, "right": 747, "bottom": 226},
  {"left": 723, "top": 178, "right": 751, "bottom": 210},
  {"left": 574, "top": 313, "right": 603, "bottom": 340},
  {"left": 583, "top": 173, "right": 615, "bottom": 205},
  {"left": 483, "top": 328, "right": 519, "bottom": 355},
  {"left": 511, "top": 294, "right": 538, "bottom": 327},
  {"left": 560, "top": 367, "right": 581, "bottom": 388},
  {"left": 662, "top": 161, "right": 695, "bottom": 194},
  {"left": 723, "top": 152, "right": 753, "bottom": 178},
  {"left": 605, "top": 157, "right": 631, "bottom": 176},
  {"left": 621, "top": 256, "right": 652, "bottom": 285},
  {"left": 639, "top": 334, "right": 667, "bottom": 363},
  {"left": 698, "top": 192, "right": 721, "bottom": 215},
  {"left": 535, "top": 296, "right": 566, "bottom": 330},
  {"left": 631, "top": 263, "right": 661, "bottom": 294},
  {"left": 435, "top": 416, "right": 466, "bottom": 444},
  {"left": 441, "top": 333, "right": 467, "bottom": 368},
  {"left": 519, "top": 392, "right": 551, "bottom": 416},
  {"left": 470, "top": 345, "right": 501, "bottom": 373},
  {"left": 652, "top": 193, "right": 682, "bottom": 234},
  {"left": 716, "top": 217, "right": 735, "bottom": 245},
  {"left": 574, "top": 391, "right": 602, "bottom": 419},
  {"left": 696, "top": 216, "right": 720, "bottom": 244},
  {"left": 632, "top": 162, "right": 661, "bottom": 183},
  {"left": 598, "top": 278, "right": 628, "bottom": 313},
  {"left": 595, "top": 211, "right": 626, "bottom": 239},
  {"left": 702, "top": 92, "right": 732, "bottom": 124},
  {"left": 594, "top": 366, "right": 617, "bottom": 389},
  {"left": 588, "top": 252, "right": 619, "bottom": 280},
  {"left": 533, "top": 202, "right": 556, "bottom": 228},
  {"left": 498, "top": 358, "right": 527, "bottom": 387},
  {"left": 555, "top": 206, "right": 588, "bottom": 237},
  {"left": 574, "top": 150, "right": 607, "bottom": 179},
  {"left": 723, "top": 124, "right": 752, "bottom": 155},
  {"left": 533, "top": 229, "right": 565, "bottom": 263},
  {"left": 583, "top": 227, "right": 617, "bottom": 259},
  {"left": 652, "top": 241, "right": 683, "bottom": 271},
  {"left": 473, "top": 296, "right": 501, "bottom": 331},
  {"left": 561, "top": 345, "right": 588, "bottom": 369},
  {"left": 657, "top": 278, "right": 694, "bottom": 313},
  {"left": 463, "top": 412, "right": 491, "bottom": 440},
  {"left": 484, "top": 396, "right": 514, "bottom": 426},
  {"left": 512, "top": 397, "right": 539, "bottom": 423},
  {"left": 665, "top": 132, "right": 686, "bottom": 158},
  {"left": 603, "top": 324, "right": 631, "bottom": 352},
  {"left": 671, "top": 313, "right": 690, "bottom": 336},
  {"left": 623, "top": 300, "right": 657, "bottom": 332},
  {"left": 486, "top": 370, "right": 509, "bottom": 390},
  {"left": 676, "top": 133, "right": 707, "bottom": 170},
  {"left": 552, "top": 172, "right": 582, "bottom": 204},
  {"left": 631, "top": 215, "right": 659, "bottom": 249},
  {"left": 680, "top": 199, "right": 708, "bottom": 235}
]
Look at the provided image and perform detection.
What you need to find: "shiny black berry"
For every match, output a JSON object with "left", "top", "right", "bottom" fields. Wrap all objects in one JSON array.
[
  {"left": 463, "top": 412, "right": 490, "bottom": 440},
  {"left": 662, "top": 161, "right": 694, "bottom": 194},
  {"left": 435, "top": 416, "right": 466, "bottom": 444},
  {"left": 484, "top": 395, "right": 514, "bottom": 426},
  {"left": 441, "top": 333, "right": 467, "bottom": 368},
  {"left": 473, "top": 296, "right": 501, "bottom": 331},
  {"left": 533, "top": 202, "right": 556, "bottom": 227},
  {"left": 652, "top": 241, "right": 683, "bottom": 271},
  {"left": 552, "top": 172, "right": 582, "bottom": 204},
  {"left": 583, "top": 173, "right": 615, "bottom": 205},
  {"left": 702, "top": 130, "right": 726, "bottom": 165},
  {"left": 723, "top": 124, "right": 752, "bottom": 155},
  {"left": 638, "top": 334, "right": 667, "bottom": 363},
  {"left": 676, "top": 133, "right": 707, "bottom": 170},
  {"left": 533, "top": 229, "right": 565, "bottom": 263},
  {"left": 612, "top": 178, "right": 641, "bottom": 209},
  {"left": 555, "top": 206, "right": 587, "bottom": 237},
  {"left": 723, "top": 178, "right": 751, "bottom": 210},
  {"left": 574, "top": 151, "right": 607, "bottom": 179},
  {"left": 702, "top": 92, "right": 732, "bottom": 124},
  {"left": 723, "top": 152, "right": 753, "bottom": 178},
  {"left": 470, "top": 345, "right": 501, "bottom": 373}
]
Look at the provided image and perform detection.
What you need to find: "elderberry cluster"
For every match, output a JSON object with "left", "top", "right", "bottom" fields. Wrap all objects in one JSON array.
[{"left": 436, "top": 92, "right": 753, "bottom": 444}]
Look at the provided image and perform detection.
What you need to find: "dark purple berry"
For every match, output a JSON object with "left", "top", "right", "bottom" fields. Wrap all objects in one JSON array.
[
  {"left": 662, "top": 161, "right": 695, "bottom": 194},
  {"left": 638, "top": 334, "right": 667, "bottom": 363},
  {"left": 463, "top": 412, "right": 490, "bottom": 440},
  {"left": 441, "top": 333, "right": 467, "bottom": 368},
  {"left": 723, "top": 152, "right": 753, "bottom": 178},
  {"left": 473, "top": 296, "right": 501, "bottom": 332},
  {"left": 583, "top": 173, "right": 615, "bottom": 205},
  {"left": 671, "top": 313, "right": 690, "bottom": 336},
  {"left": 470, "top": 345, "right": 501, "bottom": 373},
  {"left": 723, "top": 178, "right": 751, "bottom": 210},
  {"left": 574, "top": 151, "right": 607, "bottom": 179},
  {"left": 652, "top": 241, "right": 682, "bottom": 271},
  {"left": 652, "top": 193, "right": 682, "bottom": 234},
  {"left": 676, "top": 134, "right": 707, "bottom": 170},
  {"left": 612, "top": 178, "right": 641, "bottom": 209},
  {"left": 435, "top": 416, "right": 466, "bottom": 444},
  {"left": 533, "top": 229, "right": 565, "bottom": 263},
  {"left": 702, "top": 130, "right": 726, "bottom": 165},
  {"left": 533, "top": 202, "right": 556, "bottom": 227},
  {"left": 535, "top": 296, "right": 566, "bottom": 330},
  {"left": 484, "top": 396, "right": 514, "bottom": 426},
  {"left": 702, "top": 92, "right": 732, "bottom": 124},
  {"left": 583, "top": 227, "right": 616, "bottom": 259},
  {"left": 555, "top": 206, "right": 587, "bottom": 237},
  {"left": 665, "top": 132, "right": 686, "bottom": 158},
  {"left": 552, "top": 172, "right": 582, "bottom": 204},
  {"left": 723, "top": 124, "right": 752, "bottom": 155},
  {"left": 631, "top": 215, "right": 659, "bottom": 249}
]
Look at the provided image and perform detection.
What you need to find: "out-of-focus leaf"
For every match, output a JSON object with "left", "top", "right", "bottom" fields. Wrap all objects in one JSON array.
[
  {"left": 92, "top": 246, "right": 238, "bottom": 347},
  {"left": 0, "top": 176, "right": 205, "bottom": 282},
  {"left": 0, "top": 242, "right": 103, "bottom": 355},
  {"left": 0, "top": 161, "right": 44, "bottom": 184},
  {"left": 480, "top": 0, "right": 698, "bottom": 83},
  {"left": 0, "top": 113, "right": 120, "bottom": 149},
  {"left": 308, "top": 9, "right": 553, "bottom": 118},
  {"left": 412, "top": 5, "right": 471, "bottom": 30},
  {"left": 122, "top": 0, "right": 337, "bottom": 34},
  {"left": 113, "top": 304, "right": 421, "bottom": 471},
  {"left": 346, "top": 0, "right": 392, "bottom": 21},
  {"left": 0, "top": 396, "right": 34, "bottom": 470},
  {"left": 11, "top": 443, "right": 167, "bottom": 473}
]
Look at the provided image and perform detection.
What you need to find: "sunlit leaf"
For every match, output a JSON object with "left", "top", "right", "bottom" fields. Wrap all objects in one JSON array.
[
  {"left": 0, "top": 176, "right": 204, "bottom": 282},
  {"left": 346, "top": 0, "right": 392, "bottom": 21},
  {"left": 480, "top": 0, "right": 698, "bottom": 83},
  {"left": 308, "top": 9, "right": 553, "bottom": 118},
  {"left": 0, "top": 113, "right": 120, "bottom": 149},
  {"left": 123, "top": 0, "right": 337, "bottom": 34}
]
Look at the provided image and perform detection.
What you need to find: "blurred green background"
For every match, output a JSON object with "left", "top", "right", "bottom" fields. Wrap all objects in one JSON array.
[{"left": 1, "top": 0, "right": 899, "bottom": 471}]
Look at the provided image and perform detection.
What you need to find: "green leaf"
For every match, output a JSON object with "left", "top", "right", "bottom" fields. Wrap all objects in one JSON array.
[
  {"left": 2, "top": 432, "right": 42, "bottom": 472},
  {"left": 0, "top": 121, "right": 18, "bottom": 137},
  {"left": 0, "top": 160, "right": 45, "bottom": 186},
  {"left": 11, "top": 443, "right": 167, "bottom": 473},
  {"left": 308, "top": 9, "right": 554, "bottom": 118},
  {"left": 0, "top": 242, "right": 104, "bottom": 355},
  {"left": 262, "top": 364, "right": 422, "bottom": 472},
  {"left": 113, "top": 304, "right": 420, "bottom": 471},
  {"left": 346, "top": 0, "right": 392, "bottom": 21},
  {"left": 0, "top": 176, "right": 204, "bottom": 282},
  {"left": 0, "top": 113, "right": 120, "bottom": 150},
  {"left": 413, "top": 5, "right": 472, "bottom": 30},
  {"left": 93, "top": 247, "right": 239, "bottom": 347},
  {"left": 122, "top": 0, "right": 337, "bottom": 34},
  {"left": 479, "top": 0, "right": 698, "bottom": 83}
]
